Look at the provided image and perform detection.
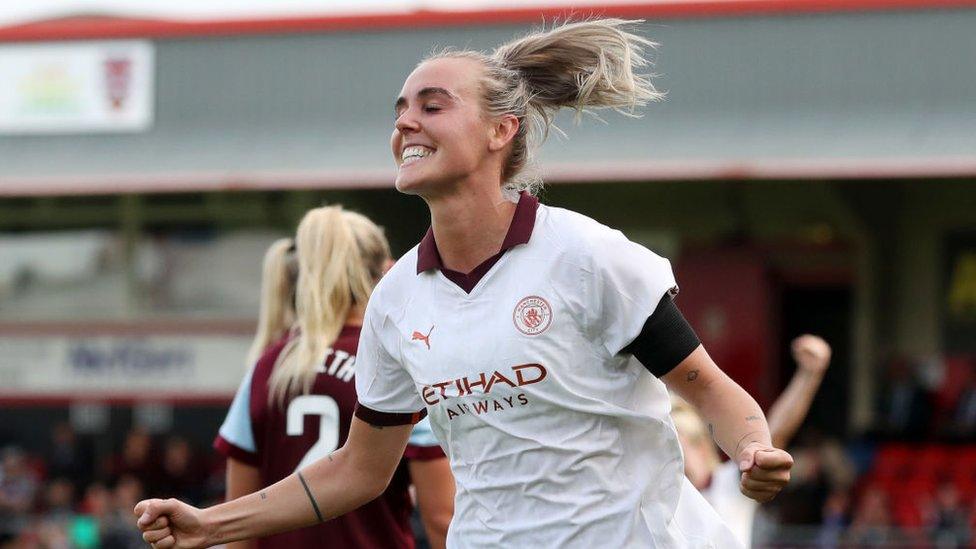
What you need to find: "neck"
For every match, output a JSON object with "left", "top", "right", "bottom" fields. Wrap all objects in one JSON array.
[
  {"left": 345, "top": 303, "right": 365, "bottom": 327},
  {"left": 425, "top": 181, "right": 516, "bottom": 274}
]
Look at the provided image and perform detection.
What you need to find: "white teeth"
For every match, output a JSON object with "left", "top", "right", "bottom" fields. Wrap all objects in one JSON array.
[{"left": 401, "top": 146, "right": 434, "bottom": 163}]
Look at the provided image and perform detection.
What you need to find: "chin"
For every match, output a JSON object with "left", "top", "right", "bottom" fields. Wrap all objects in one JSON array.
[
  {"left": 394, "top": 165, "right": 448, "bottom": 196},
  {"left": 394, "top": 173, "right": 427, "bottom": 195}
]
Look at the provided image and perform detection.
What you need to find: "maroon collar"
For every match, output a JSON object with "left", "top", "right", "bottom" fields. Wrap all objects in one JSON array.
[{"left": 416, "top": 191, "right": 539, "bottom": 274}]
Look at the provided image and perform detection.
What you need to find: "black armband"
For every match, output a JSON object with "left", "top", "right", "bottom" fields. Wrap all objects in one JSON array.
[{"left": 621, "top": 294, "right": 701, "bottom": 377}]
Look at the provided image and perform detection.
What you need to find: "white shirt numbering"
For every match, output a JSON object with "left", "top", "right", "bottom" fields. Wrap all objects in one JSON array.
[{"left": 356, "top": 202, "right": 738, "bottom": 548}]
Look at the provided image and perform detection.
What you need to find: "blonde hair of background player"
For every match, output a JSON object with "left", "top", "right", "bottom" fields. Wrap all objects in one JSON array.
[
  {"left": 268, "top": 206, "right": 391, "bottom": 408},
  {"left": 671, "top": 395, "right": 721, "bottom": 488},
  {"left": 245, "top": 238, "right": 298, "bottom": 369},
  {"left": 423, "top": 18, "right": 662, "bottom": 193}
]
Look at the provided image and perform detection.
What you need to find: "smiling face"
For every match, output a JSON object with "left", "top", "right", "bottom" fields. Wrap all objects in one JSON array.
[{"left": 391, "top": 57, "right": 498, "bottom": 196}]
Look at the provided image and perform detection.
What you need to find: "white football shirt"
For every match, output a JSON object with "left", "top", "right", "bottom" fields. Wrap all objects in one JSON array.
[{"left": 356, "top": 193, "right": 738, "bottom": 548}]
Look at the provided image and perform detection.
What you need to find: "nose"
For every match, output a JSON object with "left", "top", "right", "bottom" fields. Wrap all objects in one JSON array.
[{"left": 395, "top": 107, "right": 420, "bottom": 134}]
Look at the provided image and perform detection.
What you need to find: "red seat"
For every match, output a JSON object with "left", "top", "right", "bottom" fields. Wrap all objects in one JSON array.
[
  {"left": 874, "top": 444, "right": 913, "bottom": 479},
  {"left": 914, "top": 445, "right": 953, "bottom": 480}
]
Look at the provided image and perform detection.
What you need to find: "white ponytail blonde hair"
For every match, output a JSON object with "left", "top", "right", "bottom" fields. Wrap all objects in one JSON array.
[
  {"left": 268, "top": 206, "right": 391, "bottom": 408},
  {"left": 427, "top": 18, "right": 662, "bottom": 193},
  {"left": 246, "top": 238, "right": 298, "bottom": 369}
]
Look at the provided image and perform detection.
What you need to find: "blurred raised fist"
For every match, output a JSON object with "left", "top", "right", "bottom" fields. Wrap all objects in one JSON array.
[{"left": 791, "top": 334, "right": 831, "bottom": 375}]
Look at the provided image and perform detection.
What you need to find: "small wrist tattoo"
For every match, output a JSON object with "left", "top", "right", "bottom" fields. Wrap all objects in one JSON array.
[
  {"left": 260, "top": 492, "right": 267, "bottom": 500},
  {"left": 745, "top": 415, "right": 761, "bottom": 422}
]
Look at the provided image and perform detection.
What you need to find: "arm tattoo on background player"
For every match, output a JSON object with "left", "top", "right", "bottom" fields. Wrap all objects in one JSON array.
[{"left": 686, "top": 369, "right": 699, "bottom": 382}]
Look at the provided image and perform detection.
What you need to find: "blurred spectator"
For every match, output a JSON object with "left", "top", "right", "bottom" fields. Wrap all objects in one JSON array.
[
  {"left": 0, "top": 447, "right": 39, "bottom": 543},
  {"left": 848, "top": 486, "right": 897, "bottom": 545},
  {"left": 100, "top": 475, "right": 146, "bottom": 549},
  {"left": 817, "top": 490, "right": 850, "bottom": 547},
  {"left": 950, "top": 366, "right": 976, "bottom": 439},
  {"left": 74, "top": 482, "right": 111, "bottom": 548},
  {"left": 77, "top": 482, "right": 109, "bottom": 519},
  {"left": 156, "top": 436, "right": 204, "bottom": 505},
  {"left": 46, "top": 423, "right": 92, "bottom": 491},
  {"left": 39, "top": 478, "right": 74, "bottom": 521},
  {"left": 773, "top": 433, "right": 856, "bottom": 526},
  {"left": 926, "top": 483, "right": 972, "bottom": 547},
  {"left": 875, "top": 357, "right": 932, "bottom": 440},
  {"left": 104, "top": 427, "right": 158, "bottom": 493}
]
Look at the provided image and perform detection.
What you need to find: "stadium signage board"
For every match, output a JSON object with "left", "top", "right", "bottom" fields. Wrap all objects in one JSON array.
[
  {"left": 0, "top": 40, "right": 153, "bottom": 134},
  {"left": 0, "top": 334, "right": 248, "bottom": 397}
]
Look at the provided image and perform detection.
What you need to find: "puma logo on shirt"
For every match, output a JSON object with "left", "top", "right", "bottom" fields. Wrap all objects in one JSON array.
[{"left": 412, "top": 325, "right": 434, "bottom": 350}]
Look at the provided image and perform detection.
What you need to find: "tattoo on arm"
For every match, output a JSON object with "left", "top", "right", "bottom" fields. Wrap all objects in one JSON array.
[
  {"left": 327, "top": 453, "right": 334, "bottom": 462},
  {"left": 686, "top": 369, "right": 699, "bottom": 382},
  {"left": 297, "top": 471, "right": 325, "bottom": 523},
  {"left": 260, "top": 492, "right": 267, "bottom": 500},
  {"left": 745, "top": 415, "right": 762, "bottom": 422},
  {"left": 733, "top": 430, "right": 766, "bottom": 458},
  {"left": 708, "top": 423, "right": 714, "bottom": 439}
]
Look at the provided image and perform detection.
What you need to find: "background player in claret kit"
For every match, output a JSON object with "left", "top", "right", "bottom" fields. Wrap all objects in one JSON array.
[
  {"left": 134, "top": 19, "right": 791, "bottom": 548},
  {"left": 673, "top": 335, "right": 833, "bottom": 547},
  {"left": 214, "top": 207, "right": 454, "bottom": 549}
]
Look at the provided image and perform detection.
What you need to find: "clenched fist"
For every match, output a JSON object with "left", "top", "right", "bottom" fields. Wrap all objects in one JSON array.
[
  {"left": 737, "top": 443, "right": 793, "bottom": 503},
  {"left": 134, "top": 498, "right": 210, "bottom": 549}
]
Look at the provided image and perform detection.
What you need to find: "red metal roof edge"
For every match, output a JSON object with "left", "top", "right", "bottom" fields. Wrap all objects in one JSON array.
[
  {"left": 1, "top": 0, "right": 975, "bottom": 43},
  {"left": 2, "top": 156, "right": 976, "bottom": 198}
]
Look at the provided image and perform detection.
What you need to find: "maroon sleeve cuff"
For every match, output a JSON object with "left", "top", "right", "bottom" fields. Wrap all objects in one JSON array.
[
  {"left": 213, "top": 435, "right": 260, "bottom": 467},
  {"left": 404, "top": 444, "right": 446, "bottom": 461},
  {"left": 355, "top": 402, "right": 427, "bottom": 426}
]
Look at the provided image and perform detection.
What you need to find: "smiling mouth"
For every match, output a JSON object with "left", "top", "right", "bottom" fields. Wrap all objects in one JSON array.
[{"left": 400, "top": 145, "right": 435, "bottom": 167}]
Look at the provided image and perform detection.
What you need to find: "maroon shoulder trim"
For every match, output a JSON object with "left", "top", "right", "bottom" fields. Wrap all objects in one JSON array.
[
  {"left": 355, "top": 402, "right": 427, "bottom": 426},
  {"left": 213, "top": 435, "right": 260, "bottom": 467},
  {"left": 404, "top": 444, "right": 447, "bottom": 461}
]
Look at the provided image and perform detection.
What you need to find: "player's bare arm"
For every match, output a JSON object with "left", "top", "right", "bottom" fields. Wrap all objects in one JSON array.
[
  {"left": 662, "top": 345, "right": 793, "bottom": 503},
  {"left": 135, "top": 419, "right": 413, "bottom": 548},
  {"left": 224, "top": 458, "right": 261, "bottom": 549},
  {"left": 409, "top": 457, "right": 455, "bottom": 549},
  {"left": 766, "top": 335, "right": 831, "bottom": 449}
]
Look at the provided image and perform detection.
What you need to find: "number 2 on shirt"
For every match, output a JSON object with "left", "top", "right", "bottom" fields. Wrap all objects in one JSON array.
[{"left": 287, "top": 395, "right": 340, "bottom": 471}]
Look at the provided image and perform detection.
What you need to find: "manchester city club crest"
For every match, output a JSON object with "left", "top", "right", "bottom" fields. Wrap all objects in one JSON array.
[{"left": 513, "top": 295, "right": 553, "bottom": 336}]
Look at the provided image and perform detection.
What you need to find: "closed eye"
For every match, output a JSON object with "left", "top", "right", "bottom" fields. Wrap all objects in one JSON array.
[{"left": 393, "top": 104, "right": 440, "bottom": 122}]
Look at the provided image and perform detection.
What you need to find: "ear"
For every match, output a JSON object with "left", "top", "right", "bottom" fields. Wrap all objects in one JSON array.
[{"left": 487, "top": 114, "right": 520, "bottom": 152}]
